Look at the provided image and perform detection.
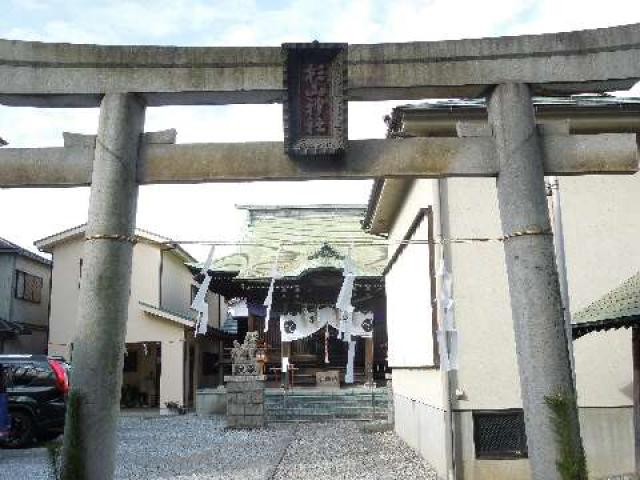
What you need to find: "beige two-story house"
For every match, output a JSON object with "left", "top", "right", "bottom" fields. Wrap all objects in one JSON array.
[
  {"left": 36, "top": 225, "right": 228, "bottom": 412},
  {"left": 365, "top": 96, "right": 640, "bottom": 480}
]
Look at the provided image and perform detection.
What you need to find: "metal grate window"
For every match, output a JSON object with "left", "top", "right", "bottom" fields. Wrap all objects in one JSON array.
[
  {"left": 15, "top": 270, "right": 43, "bottom": 304},
  {"left": 473, "top": 410, "right": 528, "bottom": 459}
]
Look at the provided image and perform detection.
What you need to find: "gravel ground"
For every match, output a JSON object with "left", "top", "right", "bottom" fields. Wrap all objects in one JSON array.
[
  {"left": 0, "top": 415, "right": 436, "bottom": 479},
  {"left": 272, "top": 422, "right": 437, "bottom": 480},
  {"left": 115, "top": 414, "right": 294, "bottom": 480}
]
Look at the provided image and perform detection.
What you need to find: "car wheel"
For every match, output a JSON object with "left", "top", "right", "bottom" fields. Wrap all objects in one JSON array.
[{"left": 0, "top": 410, "right": 34, "bottom": 448}]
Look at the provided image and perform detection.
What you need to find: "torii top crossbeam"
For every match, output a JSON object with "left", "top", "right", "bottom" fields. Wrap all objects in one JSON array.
[{"left": 1, "top": 23, "right": 639, "bottom": 107}]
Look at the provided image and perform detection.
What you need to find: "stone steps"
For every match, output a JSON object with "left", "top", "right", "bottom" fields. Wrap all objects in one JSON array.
[{"left": 265, "top": 388, "right": 389, "bottom": 422}]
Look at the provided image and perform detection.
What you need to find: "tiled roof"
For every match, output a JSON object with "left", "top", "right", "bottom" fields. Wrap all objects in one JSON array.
[
  {"left": 394, "top": 95, "right": 640, "bottom": 113},
  {"left": 35, "top": 224, "right": 195, "bottom": 263},
  {"left": 386, "top": 95, "right": 640, "bottom": 137},
  {"left": 572, "top": 272, "right": 640, "bottom": 339},
  {"left": 208, "top": 206, "right": 387, "bottom": 280},
  {"left": 0, "top": 236, "right": 51, "bottom": 265}
]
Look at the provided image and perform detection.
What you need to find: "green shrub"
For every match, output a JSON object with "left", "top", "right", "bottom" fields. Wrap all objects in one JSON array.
[{"left": 544, "top": 392, "right": 588, "bottom": 480}]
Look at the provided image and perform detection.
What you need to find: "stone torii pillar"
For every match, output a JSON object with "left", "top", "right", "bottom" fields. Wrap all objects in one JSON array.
[
  {"left": 61, "top": 93, "right": 145, "bottom": 480},
  {"left": 489, "top": 83, "right": 584, "bottom": 480}
]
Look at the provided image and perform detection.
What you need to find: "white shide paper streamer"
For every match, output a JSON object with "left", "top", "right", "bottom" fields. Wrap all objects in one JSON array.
[
  {"left": 437, "top": 261, "right": 458, "bottom": 371},
  {"left": 190, "top": 245, "right": 215, "bottom": 336}
]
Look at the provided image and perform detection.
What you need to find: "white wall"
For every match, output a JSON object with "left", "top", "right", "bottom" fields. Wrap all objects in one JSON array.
[
  {"left": 160, "top": 248, "right": 192, "bottom": 317},
  {"left": 557, "top": 173, "right": 639, "bottom": 477},
  {"left": 386, "top": 216, "right": 434, "bottom": 367},
  {"left": 125, "top": 242, "right": 185, "bottom": 345},
  {"left": 559, "top": 173, "right": 639, "bottom": 409},
  {"left": 386, "top": 179, "right": 438, "bottom": 368},
  {"left": 444, "top": 173, "right": 639, "bottom": 479},
  {"left": 384, "top": 171, "right": 640, "bottom": 479},
  {"left": 48, "top": 239, "right": 84, "bottom": 359},
  {"left": 445, "top": 178, "right": 523, "bottom": 411},
  {"left": 160, "top": 337, "right": 185, "bottom": 409},
  {"left": 384, "top": 179, "right": 452, "bottom": 479}
]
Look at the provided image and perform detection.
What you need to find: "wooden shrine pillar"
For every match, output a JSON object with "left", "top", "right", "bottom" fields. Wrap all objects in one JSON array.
[
  {"left": 218, "top": 339, "right": 225, "bottom": 387},
  {"left": 248, "top": 313, "right": 257, "bottom": 332},
  {"left": 365, "top": 337, "right": 374, "bottom": 386},
  {"left": 192, "top": 339, "right": 200, "bottom": 407}
]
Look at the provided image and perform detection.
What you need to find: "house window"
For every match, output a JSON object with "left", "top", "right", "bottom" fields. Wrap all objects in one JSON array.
[
  {"left": 15, "top": 270, "right": 43, "bottom": 304},
  {"left": 473, "top": 410, "right": 528, "bottom": 459}
]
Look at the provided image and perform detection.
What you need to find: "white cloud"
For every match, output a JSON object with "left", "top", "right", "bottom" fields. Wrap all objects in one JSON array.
[
  {"left": 0, "top": 108, "right": 99, "bottom": 148},
  {"left": 505, "top": 0, "right": 640, "bottom": 35},
  {"left": 145, "top": 105, "right": 283, "bottom": 143}
]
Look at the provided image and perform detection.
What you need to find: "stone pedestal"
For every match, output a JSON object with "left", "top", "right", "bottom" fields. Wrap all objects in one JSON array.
[
  {"left": 224, "top": 375, "right": 266, "bottom": 428},
  {"left": 195, "top": 386, "right": 226, "bottom": 415}
]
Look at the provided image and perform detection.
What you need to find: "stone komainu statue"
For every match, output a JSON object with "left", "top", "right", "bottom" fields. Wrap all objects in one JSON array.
[{"left": 230, "top": 332, "right": 259, "bottom": 375}]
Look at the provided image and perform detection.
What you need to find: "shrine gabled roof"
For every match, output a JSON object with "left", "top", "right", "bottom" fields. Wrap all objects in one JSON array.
[
  {"left": 202, "top": 205, "right": 387, "bottom": 280},
  {"left": 572, "top": 272, "right": 640, "bottom": 339}
]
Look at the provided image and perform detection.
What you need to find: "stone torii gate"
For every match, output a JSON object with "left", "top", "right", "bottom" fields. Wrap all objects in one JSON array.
[{"left": 1, "top": 24, "right": 639, "bottom": 480}]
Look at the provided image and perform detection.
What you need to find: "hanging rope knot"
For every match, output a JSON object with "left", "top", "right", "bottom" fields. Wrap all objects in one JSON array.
[
  {"left": 501, "top": 226, "right": 552, "bottom": 242},
  {"left": 85, "top": 234, "right": 137, "bottom": 244}
]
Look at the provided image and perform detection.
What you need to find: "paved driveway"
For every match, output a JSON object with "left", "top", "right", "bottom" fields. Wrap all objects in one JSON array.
[{"left": 0, "top": 415, "right": 436, "bottom": 479}]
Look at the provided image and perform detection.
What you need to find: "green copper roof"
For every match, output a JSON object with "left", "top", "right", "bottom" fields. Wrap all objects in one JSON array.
[
  {"left": 571, "top": 272, "right": 640, "bottom": 339},
  {"left": 210, "top": 206, "right": 387, "bottom": 279},
  {"left": 573, "top": 272, "right": 640, "bottom": 325}
]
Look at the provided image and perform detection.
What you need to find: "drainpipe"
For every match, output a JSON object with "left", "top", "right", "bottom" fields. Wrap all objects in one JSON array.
[
  {"left": 46, "top": 252, "right": 53, "bottom": 356},
  {"left": 436, "top": 178, "right": 458, "bottom": 480},
  {"left": 547, "top": 177, "right": 576, "bottom": 384}
]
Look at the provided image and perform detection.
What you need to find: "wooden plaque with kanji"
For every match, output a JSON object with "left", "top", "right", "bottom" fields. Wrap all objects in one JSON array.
[{"left": 283, "top": 42, "right": 347, "bottom": 158}]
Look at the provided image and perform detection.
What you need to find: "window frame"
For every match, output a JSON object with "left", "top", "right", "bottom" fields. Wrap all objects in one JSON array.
[{"left": 14, "top": 270, "right": 43, "bottom": 304}]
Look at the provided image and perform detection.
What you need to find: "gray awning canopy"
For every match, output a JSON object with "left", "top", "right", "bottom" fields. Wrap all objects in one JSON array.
[{"left": 572, "top": 273, "right": 640, "bottom": 339}]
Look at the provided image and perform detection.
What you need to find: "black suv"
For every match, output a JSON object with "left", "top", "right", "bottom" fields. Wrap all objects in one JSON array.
[{"left": 0, "top": 354, "right": 68, "bottom": 448}]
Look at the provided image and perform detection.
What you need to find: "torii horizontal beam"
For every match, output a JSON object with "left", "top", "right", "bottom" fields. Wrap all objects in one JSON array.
[
  {"left": 0, "top": 133, "right": 636, "bottom": 187},
  {"left": 1, "top": 23, "right": 640, "bottom": 107}
]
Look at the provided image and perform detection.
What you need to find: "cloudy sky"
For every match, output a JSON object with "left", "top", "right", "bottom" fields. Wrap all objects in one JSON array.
[{"left": 1, "top": 0, "right": 639, "bottom": 260}]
